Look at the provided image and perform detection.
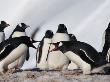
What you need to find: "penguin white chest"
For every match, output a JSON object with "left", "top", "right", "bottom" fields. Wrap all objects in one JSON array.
[
  {"left": 48, "top": 33, "right": 70, "bottom": 70},
  {"left": 0, "top": 32, "right": 5, "bottom": 43},
  {"left": 64, "top": 51, "right": 91, "bottom": 74},
  {"left": 12, "top": 32, "right": 26, "bottom": 38},
  {"left": 37, "top": 38, "right": 52, "bottom": 69},
  {"left": 0, "top": 44, "right": 28, "bottom": 69}
]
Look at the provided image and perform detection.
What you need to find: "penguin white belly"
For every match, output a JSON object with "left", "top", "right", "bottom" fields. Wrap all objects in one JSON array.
[
  {"left": 12, "top": 32, "right": 26, "bottom": 38},
  {"left": 8, "top": 32, "right": 27, "bottom": 69},
  {"left": 68, "top": 62, "right": 79, "bottom": 70},
  {"left": 8, "top": 53, "right": 26, "bottom": 69},
  {"left": 64, "top": 51, "right": 91, "bottom": 74},
  {"left": 106, "top": 48, "right": 110, "bottom": 62},
  {"left": 48, "top": 33, "right": 70, "bottom": 70},
  {"left": 0, "top": 44, "right": 28, "bottom": 72},
  {"left": 0, "top": 32, "right": 5, "bottom": 43},
  {"left": 48, "top": 51, "right": 69, "bottom": 70},
  {"left": 37, "top": 38, "right": 52, "bottom": 70}
]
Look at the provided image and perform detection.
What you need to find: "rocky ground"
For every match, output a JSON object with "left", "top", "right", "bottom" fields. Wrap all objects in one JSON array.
[{"left": 0, "top": 68, "right": 110, "bottom": 82}]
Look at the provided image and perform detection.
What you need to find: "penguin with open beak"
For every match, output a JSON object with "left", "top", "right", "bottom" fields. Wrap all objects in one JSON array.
[
  {"left": 8, "top": 23, "right": 30, "bottom": 70},
  {"left": 0, "top": 21, "right": 10, "bottom": 43},
  {"left": 48, "top": 24, "right": 70, "bottom": 70},
  {"left": 50, "top": 41, "right": 107, "bottom": 74},
  {"left": 0, "top": 36, "right": 37, "bottom": 73}
]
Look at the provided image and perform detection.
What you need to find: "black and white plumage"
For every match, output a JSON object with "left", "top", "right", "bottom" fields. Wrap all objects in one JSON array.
[
  {"left": 102, "top": 23, "right": 110, "bottom": 62},
  {"left": 36, "top": 30, "right": 53, "bottom": 70},
  {"left": 68, "top": 34, "right": 78, "bottom": 70},
  {"left": 8, "top": 23, "right": 30, "bottom": 69},
  {"left": 50, "top": 41, "right": 107, "bottom": 74},
  {"left": 0, "top": 21, "right": 10, "bottom": 43},
  {"left": 0, "top": 36, "right": 36, "bottom": 73},
  {"left": 48, "top": 24, "right": 70, "bottom": 70}
]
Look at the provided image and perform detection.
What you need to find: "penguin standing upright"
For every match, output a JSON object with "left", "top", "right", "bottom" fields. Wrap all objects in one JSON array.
[
  {"left": 50, "top": 41, "right": 107, "bottom": 74},
  {"left": 0, "top": 21, "right": 10, "bottom": 43},
  {"left": 67, "top": 34, "right": 79, "bottom": 70},
  {"left": 36, "top": 30, "right": 53, "bottom": 70},
  {"left": 48, "top": 24, "right": 70, "bottom": 70},
  {"left": 8, "top": 23, "right": 30, "bottom": 69},
  {"left": 0, "top": 36, "right": 37, "bottom": 73},
  {"left": 102, "top": 23, "right": 110, "bottom": 62}
]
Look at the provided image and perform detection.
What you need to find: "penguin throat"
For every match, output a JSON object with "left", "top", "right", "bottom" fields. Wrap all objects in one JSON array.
[{"left": 50, "top": 46, "right": 59, "bottom": 52}]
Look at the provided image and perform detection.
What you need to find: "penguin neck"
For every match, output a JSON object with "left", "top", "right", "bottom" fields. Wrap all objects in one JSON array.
[{"left": 14, "top": 27, "right": 25, "bottom": 32}]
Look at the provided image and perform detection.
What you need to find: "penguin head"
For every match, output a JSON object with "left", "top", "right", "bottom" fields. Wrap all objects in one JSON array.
[
  {"left": 56, "top": 24, "right": 68, "bottom": 33},
  {"left": 45, "top": 30, "right": 54, "bottom": 38},
  {"left": 0, "top": 21, "right": 10, "bottom": 31},
  {"left": 21, "top": 23, "right": 30, "bottom": 29},
  {"left": 69, "top": 34, "right": 77, "bottom": 41}
]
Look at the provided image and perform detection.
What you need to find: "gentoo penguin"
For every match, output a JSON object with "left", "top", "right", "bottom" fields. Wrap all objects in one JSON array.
[
  {"left": 102, "top": 23, "right": 110, "bottom": 62},
  {"left": 8, "top": 23, "right": 30, "bottom": 69},
  {"left": 36, "top": 30, "right": 54, "bottom": 70},
  {"left": 0, "top": 36, "right": 37, "bottom": 73},
  {"left": 50, "top": 41, "right": 107, "bottom": 74},
  {"left": 0, "top": 21, "right": 10, "bottom": 43},
  {"left": 67, "top": 34, "right": 78, "bottom": 70},
  {"left": 48, "top": 24, "right": 70, "bottom": 70}
]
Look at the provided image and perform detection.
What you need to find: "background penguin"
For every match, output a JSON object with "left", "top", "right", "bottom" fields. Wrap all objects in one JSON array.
[
  {"left": 102, "top": 23, "right": 110, "bottom": 62},
  {"left": 36, "top": 30, "right": 53, "bottom": 70},
  {"left": 0, "top": 21, "right": 10, "bottom": 43},
  {"left": 0, "top": 36, "right": 37, "bottom": 73},
  {"left": 8, "top": 23, "right": 30, "bottom": 70},
  {"left": 67, "top": 34, "right": 79, "bottom": 70},
  {"left": 50, "top": 41, "right": 107, "bottom": 74},
  {"left": 48, "top": 24, "right": 70, "bottom": 70}
]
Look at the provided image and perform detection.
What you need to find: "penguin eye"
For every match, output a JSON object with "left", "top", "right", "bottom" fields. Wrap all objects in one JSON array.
[{"left": 59, "top": 42, "right": 63, "bottom": 46}]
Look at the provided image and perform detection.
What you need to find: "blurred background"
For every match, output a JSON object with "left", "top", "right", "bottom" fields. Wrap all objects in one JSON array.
[{"left": 0, "top": 0, "right": 110, "bottom": 69}]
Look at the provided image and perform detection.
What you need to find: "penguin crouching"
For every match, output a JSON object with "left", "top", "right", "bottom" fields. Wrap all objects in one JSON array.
[
  {"left": 0, "top": 36, "right": 37, "bottom": 73},
  {"left": 48, "top": 24, "right": 70, "bottom": 70},
  {"left": 50, "top": 41, "right": 107, "bottom": 74},
  {"left": 0, "top": 21, "right": 10, "bottom": 43},
  {"left": 36, "top": 30, "right": 53, "bottom": 70}
]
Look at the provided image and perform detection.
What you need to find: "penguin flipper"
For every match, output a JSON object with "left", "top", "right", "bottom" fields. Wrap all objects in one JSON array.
[
  {"left": 0, "top": 44, "right": 15, "bottom": 60},
  {"left": 26, "top": 48, "right": 30, "bottom": 61}
]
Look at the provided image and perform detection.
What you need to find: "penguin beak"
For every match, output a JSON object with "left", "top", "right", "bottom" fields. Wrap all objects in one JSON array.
[
  {"left": 6, "top": 24, "right": 10, "bottom": 27},
  {"left": 26, "top": 25, "right": 30, "bottom": 28}
]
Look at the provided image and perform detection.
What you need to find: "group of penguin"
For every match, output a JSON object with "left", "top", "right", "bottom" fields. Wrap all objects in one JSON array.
[
  {"left": 0, "top": 20, "right": 110, "bottom": 75},
  {"left": 0, "top": 21, "right": 37, "bottom": 74}
]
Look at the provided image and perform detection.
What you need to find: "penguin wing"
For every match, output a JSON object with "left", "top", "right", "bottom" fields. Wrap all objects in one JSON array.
[
  {"left": 77, "top": 49, "right": 95, "bottom": 65},
  {"left": 0, "top": 44, "right": 16, "bottom": 60},
  {"left": 26, "top": 48, "right": 30, "bottom": 61}
]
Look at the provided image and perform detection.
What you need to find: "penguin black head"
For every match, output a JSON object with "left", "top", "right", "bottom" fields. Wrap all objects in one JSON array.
[
  {"left": 45, "top": 30, "right": 54, "bottom": 38},
  {"left": 14, "top": 23, "right": 29, "bottom": 32},
  {"left": 56, "top": 24, "right": 68, "bottom": 33},
  {"left": 69, "top": 34, "right": 77, "bottom": 41},
  {"left": 0, "top": 21, "right": 10, "bottom": 32},
  {"left": 21, "top": 23, "right": 30, "bottom": 29}
]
